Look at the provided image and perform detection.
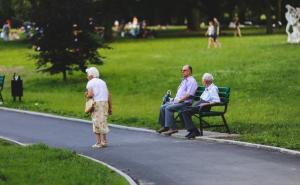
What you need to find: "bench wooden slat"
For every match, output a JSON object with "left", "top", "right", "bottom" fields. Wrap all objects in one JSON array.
[{"left": 194, "top": 86, "right": 230, "bottom": 103}]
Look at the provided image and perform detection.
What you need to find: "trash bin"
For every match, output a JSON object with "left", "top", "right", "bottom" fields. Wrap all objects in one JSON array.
[{"left": 11, "top": 73, "right": 23, "bottom": 101}]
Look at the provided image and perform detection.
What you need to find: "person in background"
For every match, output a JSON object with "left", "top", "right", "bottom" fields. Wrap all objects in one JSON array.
[
  {"left": 2, "top": 23, "right": 10, "bottom": 41},
  {"left": 234, "top": 17, "right": 242, "bottom": 37},
  {"left": 205, "top": 21, "right": 215, "bottom": 48},
  {"left": 213, "top": 17, "right": 221, "bottom": 48}
]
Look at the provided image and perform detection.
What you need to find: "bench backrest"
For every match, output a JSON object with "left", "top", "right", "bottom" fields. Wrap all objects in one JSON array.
[
  {"left": 0, "top": 75, "right": 5, "bottom": 90},
  {"left": 194, "top": 86, "right": 230, "bottom": 104}
]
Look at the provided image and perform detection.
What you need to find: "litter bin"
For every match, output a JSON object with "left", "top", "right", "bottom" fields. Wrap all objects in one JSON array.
[{"left": 11, "top": 73, "right": 23, "bottom": 101}]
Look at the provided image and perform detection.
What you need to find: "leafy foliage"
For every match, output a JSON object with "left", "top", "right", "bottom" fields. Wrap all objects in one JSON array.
[{"left": 30, "top": 0, "right": 105, "bottom": 80}]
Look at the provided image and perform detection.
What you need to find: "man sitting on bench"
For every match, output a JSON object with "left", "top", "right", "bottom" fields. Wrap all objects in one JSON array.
[
  {"left": 180, "top": 73, "right": 220, "bottom": 139},
  {"left": 157, "top": 65, "right": 198, "bottom": 136}
]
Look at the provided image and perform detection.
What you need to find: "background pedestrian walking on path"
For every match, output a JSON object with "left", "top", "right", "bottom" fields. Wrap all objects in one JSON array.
[
  {"left": 234, "top": 17, "right": 242, "bottom": 37},
  {"left": 213, "top": 17, "right": 221, "bottom": 48},
  {"left": 205, "top": 21, "right": 215, "bottom": 48}
]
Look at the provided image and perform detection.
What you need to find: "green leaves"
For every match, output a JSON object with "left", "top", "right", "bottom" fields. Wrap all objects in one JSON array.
[{"left": 30, "top": 0, "right": 105, "bottom": 81}]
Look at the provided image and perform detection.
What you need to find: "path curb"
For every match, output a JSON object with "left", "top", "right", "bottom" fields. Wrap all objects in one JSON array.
[
  {"left": 1, "top": 106, "right": 299, "bottom": 157},
  {"left": 198, "top": 137, "right": 300, "bottom": 157},
  {"left": 0, "top": 107, "right": 154, "bottom": 133},
  {"left": 0, "top": 135, "right": 138, "bottom": 185}
]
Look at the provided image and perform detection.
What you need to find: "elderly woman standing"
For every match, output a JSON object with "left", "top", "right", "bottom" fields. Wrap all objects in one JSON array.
[{"left": 86, "top": 67, "right": 112, "bottom": 148}]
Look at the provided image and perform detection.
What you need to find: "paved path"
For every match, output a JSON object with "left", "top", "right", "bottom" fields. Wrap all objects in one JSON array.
[{"left": 1, "top": 109, "right": 300, "bottom": 185}]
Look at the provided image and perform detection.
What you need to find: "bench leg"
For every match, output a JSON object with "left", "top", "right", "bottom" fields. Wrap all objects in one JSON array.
[
  {"left": 199, "top": 116, "right": 204, "bottom": 136},
  {"left": 221, "top": 115, "right": 230, "bottom": 134}
]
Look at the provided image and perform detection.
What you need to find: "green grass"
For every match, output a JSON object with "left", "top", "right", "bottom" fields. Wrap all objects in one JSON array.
[
  {"left": 0, "top": 140, "right": 129, "bottom": 185},
  {"left": 0, "top": 34, "right": 300, "bottom": 149}
]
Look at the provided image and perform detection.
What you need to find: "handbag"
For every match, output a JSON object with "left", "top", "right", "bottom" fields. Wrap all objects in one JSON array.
[
  {"left": 162, "top": 90, "right": 172, "bottom": 105},
  {"left": 85, "top": 98, "right": 95, "bottom": 113}
]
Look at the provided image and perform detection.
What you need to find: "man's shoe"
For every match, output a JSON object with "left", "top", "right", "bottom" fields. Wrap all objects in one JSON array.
[
  {"left": 194, "top": 129, "right": 201, "bottom": 137},
  {"left": 157, "top": 127, "right": 169, "bottom": 133},
  {"left": 187, "top": 129, "right": 201, "bottom": 139},
  {"left": 185, "top": 131, "right": 193, "bottom": 138},
  {"left": 163, "top": 129, "right": 178, "bottom": 136},
  {"left": 187, "top": 132, "right": 197, "bottom": 139}
]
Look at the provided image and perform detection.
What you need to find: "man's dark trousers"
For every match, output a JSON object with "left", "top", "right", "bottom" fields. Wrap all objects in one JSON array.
[
  {"left": 159, "top": 102, "right": 190, "bottom": 129},
  {"left": 179, "top": 99, "right": 209, "bottom": 131}
]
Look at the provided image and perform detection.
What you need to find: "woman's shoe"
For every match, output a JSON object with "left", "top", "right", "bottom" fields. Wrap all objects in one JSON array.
[
  {"left": 101, "top": 142, "right": 108, "bottom": 147},
  {"left": 92, "top": 143, "right": 102, "bottom": 148},
  {"left": 162, "top": 129, "right": 178, "bottom": 136}
]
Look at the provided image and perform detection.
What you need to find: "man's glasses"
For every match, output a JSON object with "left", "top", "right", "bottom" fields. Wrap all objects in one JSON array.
[{"left": 181, "top": 69, "right": 188, "bottom": 72}]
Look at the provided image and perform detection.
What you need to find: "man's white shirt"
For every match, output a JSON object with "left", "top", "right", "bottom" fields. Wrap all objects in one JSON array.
[{"left": 200, "top": 83, "right": 220, "bottom": 103}]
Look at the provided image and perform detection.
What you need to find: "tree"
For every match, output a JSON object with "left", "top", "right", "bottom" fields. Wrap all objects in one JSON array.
[
  {"left": 262, "top": 0, "right": 275, "bottom": 34},
  {"left": 30, "top": 0, "right": 105, "bottom": 81},
  {"left": 0, "top": 0, "right": 14, "bottom": 25},
  {"left": 0, "top": 0, "right": 32, "bottom": 27},
  {"left": 11, "top": 0, "right": 32, "bottom": 22},
  {"left": 186, "top": 0, "right": 202, "bottom": 31}
]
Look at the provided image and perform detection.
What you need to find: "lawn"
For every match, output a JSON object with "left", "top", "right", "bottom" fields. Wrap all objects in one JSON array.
[
  {"left": 0, "top": 34, "right": 299, "bottom": 149},
  {"left": 0, "top": 140, "right": 129, "bottom": 185}
]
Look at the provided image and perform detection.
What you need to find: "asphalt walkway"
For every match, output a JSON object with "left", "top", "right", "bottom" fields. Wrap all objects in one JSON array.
[{"left": 0, "top": 109, "right": 300, "bottom": 185}]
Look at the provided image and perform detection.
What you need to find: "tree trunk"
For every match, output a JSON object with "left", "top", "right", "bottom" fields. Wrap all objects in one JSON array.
[
  {"left": 187, "top": 7, "right": 200, "bottom": 31},
  {"left": 62, "top": 70, "right": 67, "bottom": 81},
  {"left": 264, "top": 0, "right": 273, "bottom": 34},
  {"left": 103, "top": 0, "right": 114, "bottom": 41},
  {"left": 277, "top": 0, "right": 283, "bottom": 23},
  {"left": 104, "top": 20, "right": 113, "bottom": 41}
]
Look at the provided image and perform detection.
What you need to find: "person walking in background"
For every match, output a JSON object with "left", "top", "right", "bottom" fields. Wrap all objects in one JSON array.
[
  {"left": 132, "top": 16, "right": 139, "bottom": 37},
  {"left": 205, "top": 21, "right": 215, "bottom": 48},
  {"left": 213, "top": 17, "right": 221, "bottom": 48},
  {"left": 86, "top": 67, "right": 112, "bottom": 148},
  {"left": 157, "top": 65, "right": 198, "bottom": 136},
  {"left": 234, "top": 16, "right": 242, "bottom": 37}
]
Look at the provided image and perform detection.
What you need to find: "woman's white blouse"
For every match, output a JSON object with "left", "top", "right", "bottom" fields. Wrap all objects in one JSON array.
[{"left": 86, "top": 78, "right": 109, "bottom": 101}]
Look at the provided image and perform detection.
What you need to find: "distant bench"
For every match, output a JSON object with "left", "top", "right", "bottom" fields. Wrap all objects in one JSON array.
[
  {"left": 176, "top": 86, "right": 231, "bottom": 136},
  {"left": 0, "top": 75, "right": 5, "bottom": 102}
]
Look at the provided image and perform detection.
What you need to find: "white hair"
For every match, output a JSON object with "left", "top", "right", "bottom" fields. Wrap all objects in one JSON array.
[
  {"left": 202, "top": 73, "right": 214, "bottom": 82},
  {"left": 86, "top": 67, "right": 99, "bottom": 78}
]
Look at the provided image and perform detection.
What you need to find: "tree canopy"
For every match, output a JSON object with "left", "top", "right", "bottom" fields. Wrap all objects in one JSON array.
[
  {"left": 1, "top": 0, "right": 300, "bottom": 80},
  {"left": 30, "top": 0, "right": 104, "bottom": 81}
]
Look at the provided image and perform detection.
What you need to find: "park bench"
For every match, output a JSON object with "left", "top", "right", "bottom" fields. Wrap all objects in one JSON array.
[
  {"left": 0, "top": 75, "right": 5, "bottom": 102},
  {"left": 189, "top": 86, "right": 231, "bottom": 136},
  {"left": 174, "top": 86, "right": 231, "bottom": 136}
]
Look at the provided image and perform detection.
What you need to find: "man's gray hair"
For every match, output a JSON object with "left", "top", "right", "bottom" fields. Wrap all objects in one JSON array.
[
  {"left": 86, "top": 67, "right": 99, "bottom": 78},
  {"left": 202, "top": 73, "right": 214, "bottom": 82}
]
